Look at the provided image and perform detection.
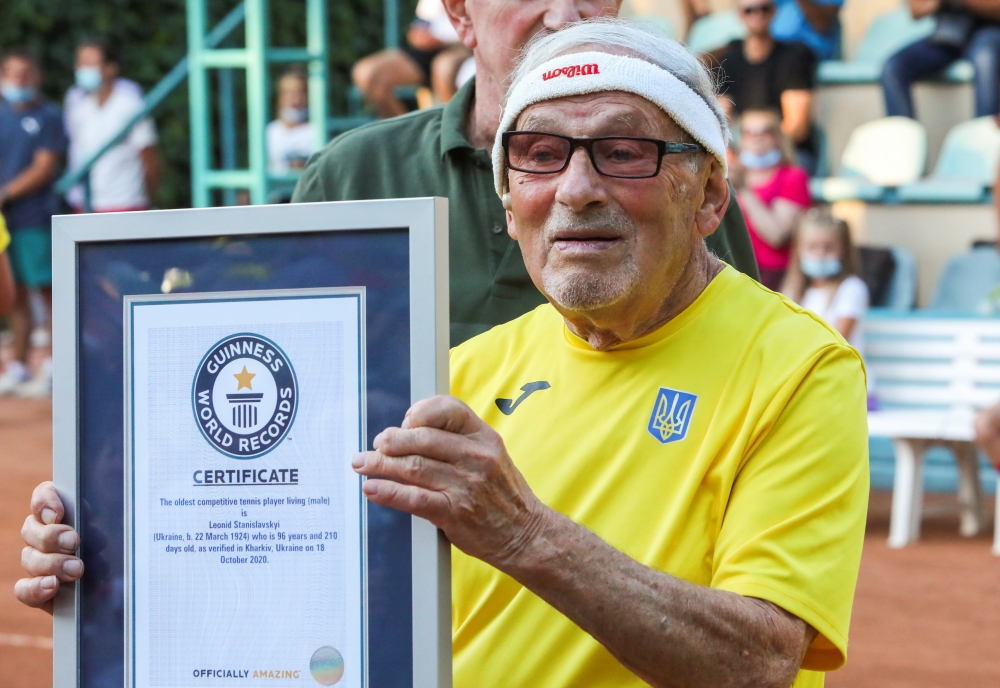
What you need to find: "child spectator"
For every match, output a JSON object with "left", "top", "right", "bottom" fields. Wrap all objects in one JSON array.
[
  {"left": 0, "top": 47, "right": 66, "bottom": 397},
  {"left": 714, "top": 0, "right": 819, "bottom": 173},
  {"left": 267, "top": 68, "right": 316, "bottom": 175},
  {"left": 782, "top": 208, "right": 869, "bottom": 352},
  {"left": 64, "top": 39, "right": 160, "bottom": 212},
  {"left": 731, "top": 109, "right": 810, "bottom": 290}
]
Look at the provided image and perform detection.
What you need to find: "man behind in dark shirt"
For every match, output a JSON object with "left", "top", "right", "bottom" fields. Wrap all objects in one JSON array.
[
  {"left": 712, "top": 0, "right": 818, "bottom": 174},
  {"left": 0, "top": 47, "right": 66, "bottom": 397}
]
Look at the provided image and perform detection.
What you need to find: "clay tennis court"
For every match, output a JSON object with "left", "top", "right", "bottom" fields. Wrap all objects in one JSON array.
[{"left": 1, "top": 398, "right": 998, "bottom": 687}]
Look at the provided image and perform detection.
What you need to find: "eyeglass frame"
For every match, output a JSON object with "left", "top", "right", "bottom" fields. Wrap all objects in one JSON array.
[{"left": 501, "top": 131, "right": 706, "bottom": 180}]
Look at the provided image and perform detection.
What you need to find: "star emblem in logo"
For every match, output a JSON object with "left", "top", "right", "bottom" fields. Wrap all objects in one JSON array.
[{"left": 233, "top": 365, "right": 256, "bottom": 390}]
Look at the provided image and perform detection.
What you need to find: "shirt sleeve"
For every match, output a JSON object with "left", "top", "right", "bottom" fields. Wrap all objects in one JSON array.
[
  {"left": 0, "top": 213, "right": 10, "bottom": 254},
  {"left": 127, "top": 117, "right": 158, "bottom": 150},
  {"left": 830, "top": 276, "right": 869, "bottom": 321},
  {"left": 777, "top": 43, "right": 816, "bottom": 92},
  {"left": 38, "top": 107, "right": 68, "bottom": 157},
  {"left": 710, "top": 343, "right": 869, "bottom": 671},
  {"left": 776, "top": 166, "right": 811, "bottom": 207}
]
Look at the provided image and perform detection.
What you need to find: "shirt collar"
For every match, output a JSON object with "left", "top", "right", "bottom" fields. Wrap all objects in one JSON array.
[{"left": 440, "top": 79, "right": 477, "bottom": 157}]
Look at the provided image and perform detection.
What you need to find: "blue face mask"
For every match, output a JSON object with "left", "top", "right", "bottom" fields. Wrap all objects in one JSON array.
[
  {"left": 75, "top": 66, "right": 103, "bottom": 92},
  {"left": 280, "top": 106, "right": 308, "bottom": 124},
  {"left": 739, "top": 148, "right": 783, "bottom": 170},
  {"left": 1, "top": 82, "right": 37, "bottom": 104},
  {"left": 800, "top": 256, "right": 842, "bottom": 280}
]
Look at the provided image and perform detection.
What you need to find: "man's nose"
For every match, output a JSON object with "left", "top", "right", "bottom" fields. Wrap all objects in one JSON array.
[
  {"left": 554, "top": 148, "right": 607, "bottom": 212},
  {"left": 542, "top": 0, "right": 584, "bottom": 30}
]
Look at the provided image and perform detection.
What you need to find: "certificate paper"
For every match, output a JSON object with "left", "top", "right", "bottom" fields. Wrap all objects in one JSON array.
[{"left": 125, "top": 289, "right": 366, "bottom": 688}]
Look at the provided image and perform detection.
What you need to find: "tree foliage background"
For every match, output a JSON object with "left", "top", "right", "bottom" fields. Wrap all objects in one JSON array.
[{"left": 1, "top": 0, "right": 418, "bottom": 208}]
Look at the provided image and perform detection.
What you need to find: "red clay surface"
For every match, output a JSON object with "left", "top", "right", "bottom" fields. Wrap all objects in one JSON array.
[{"left": 0, "top": 397, "right": 998, "bottom": 687}]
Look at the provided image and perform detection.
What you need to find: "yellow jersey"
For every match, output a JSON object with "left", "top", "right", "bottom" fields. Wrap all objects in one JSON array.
[{"left": 449, "top": 266, "right": 869, "bottom": 688}]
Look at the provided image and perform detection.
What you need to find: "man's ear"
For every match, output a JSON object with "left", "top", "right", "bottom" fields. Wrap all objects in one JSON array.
[
  {"left": 442, "top": 0, "right": 477, "bottom": 49},
  {"left": 506, "top": 207, "right": 518, "bottom": 240},
  {"left": 695, "top": 158, "right": 729, "bottom": 238}
]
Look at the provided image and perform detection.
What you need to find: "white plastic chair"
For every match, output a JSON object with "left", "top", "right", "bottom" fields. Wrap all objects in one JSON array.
[
  {"left": 686, "top": 10, "right": 746, "bottom": 54},
  {"left": 866, "top": 316, "right": 1000, "bottom": 553},
  {"left": 898, "top": 117, "right": 1000, "bottom": 203},
  {"left": 810, "top": 117, "right": 927, "bottom": 202}
]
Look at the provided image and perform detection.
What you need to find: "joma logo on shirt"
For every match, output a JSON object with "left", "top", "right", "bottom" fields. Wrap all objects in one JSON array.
[
  {"left": 647, "top": 387, "right": 697, "bottom": 444},
  {"left": 541, "top": 63, "right": 600, "bottom": 81}
]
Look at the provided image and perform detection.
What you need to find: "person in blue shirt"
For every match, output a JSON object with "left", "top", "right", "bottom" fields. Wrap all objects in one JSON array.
[
  {"left": 0, "top": 47, "right": 67, "bottom": 397},
  {"left": 769, "top": 0, "right": 844, "bottom": 60}
]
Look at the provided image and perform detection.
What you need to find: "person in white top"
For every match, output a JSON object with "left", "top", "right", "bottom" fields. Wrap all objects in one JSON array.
[
  {"left": 266, "top": 68, "right": 316, "bottom": 176},
  {"left": 64, "top": 39, "right": 160, "bottom": 212},
  {"left": 782, "top": 208, "right": 869, "bottom": 354}
]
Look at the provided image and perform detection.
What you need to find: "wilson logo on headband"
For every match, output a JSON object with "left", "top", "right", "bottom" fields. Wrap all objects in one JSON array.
[{"left": 541, "top": 63, "right": 600, "bottom": 81}]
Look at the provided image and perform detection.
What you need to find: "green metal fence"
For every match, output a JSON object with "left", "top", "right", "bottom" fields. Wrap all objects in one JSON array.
[{"left": 55, "top": 0, "right": 401, "bottom": 209}]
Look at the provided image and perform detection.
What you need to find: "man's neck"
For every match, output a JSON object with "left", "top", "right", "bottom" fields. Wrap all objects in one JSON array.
[
  {"left": 743, "top": 33, "right": 775, "bottom": 63},
  {"left": 12, "top": 98, "right": 39, "bottom": 112},
  {"left": 561, "top": 247, "right": 725, "bottom": 351},
  {"left": 465, "top": 63, "right": 505, "bottom": 150}
]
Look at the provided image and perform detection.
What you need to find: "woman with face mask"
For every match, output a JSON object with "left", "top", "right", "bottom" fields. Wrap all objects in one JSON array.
[
  {"left": 781, "top": 208, "right": 869, "bottom": 354},
  {"left": 731, "top": 109, "right": 810, "bottom": 291}
]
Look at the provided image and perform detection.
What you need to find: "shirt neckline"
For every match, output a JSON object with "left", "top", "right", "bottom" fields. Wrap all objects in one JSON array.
[
  {"left": 440, "top": 80, "right": 477, "bottom": 157},
  {"left": 561, "top": 266, "right": 739, "bottom": 352}
]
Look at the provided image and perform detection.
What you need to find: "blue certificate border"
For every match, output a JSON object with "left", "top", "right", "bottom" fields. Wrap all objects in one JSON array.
[{"left": 126, "top": 289, "right": 368, "bottom": 688}]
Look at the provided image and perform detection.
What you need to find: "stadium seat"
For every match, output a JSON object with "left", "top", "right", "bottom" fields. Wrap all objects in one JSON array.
[
  {"left": 686, "top": 10, "right": 746, "bottom": 54},
  {"left": 897, "top": 117, "right": 1000, "bottom": 203},
  {"left": 929, "top": 243, "right": 1000, "bottom": 313},
  {"left": 817, "top": 7, "right": 934, "bottom": 84},
  {"left": 810, "top": 117, "right": 927, "bottom": 202},
  {"left": 878, "top": 246, "right": 919, "bottom": 311}
]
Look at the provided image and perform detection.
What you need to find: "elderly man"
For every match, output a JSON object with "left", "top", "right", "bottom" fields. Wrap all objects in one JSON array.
[
  {"left": 295, "top": 0, "right": 758, "bottom": 346},
  {"left": 17, "top": 18, "right": 865, "bottom": 688}
]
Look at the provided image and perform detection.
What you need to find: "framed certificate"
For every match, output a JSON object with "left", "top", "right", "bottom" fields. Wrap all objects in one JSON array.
[{"left": 52, "top": 200, "right": 451, "bottom": 688}]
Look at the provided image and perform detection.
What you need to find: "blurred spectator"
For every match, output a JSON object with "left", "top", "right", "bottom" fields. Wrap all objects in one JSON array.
[
  {"left": 782, "top": 208, "right": 869, "bottom": 351},
  {"left": 0, "top": 47, "right": 66, "bottom": 397},
  {"left": 882, "top": 1, "right": 1000, "bottom": 119},
  {"left": 714, "top": 0, "right": 819, "bottom": 173},
  {"left": 684, "top": 0, "right": 842, "bottom": 58},
  {"left": 64, "top": 39, "right": 160, "bottom": 212},
  {"left": 267, "top": 67, "right": 315, "bottom": 175},
  {"left": 352, "top": 0, "right": 471, "bottom": 118},
  {"left": 769, "top": 0, "right": 843, "bottom": 60},
  {"left": 731, "top": 110, "right": 810, "bottom": 290}
]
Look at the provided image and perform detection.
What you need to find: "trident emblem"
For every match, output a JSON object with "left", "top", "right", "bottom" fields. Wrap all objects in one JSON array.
[{"left": 647, "top": 388, "right": 698, "bottom": 444}]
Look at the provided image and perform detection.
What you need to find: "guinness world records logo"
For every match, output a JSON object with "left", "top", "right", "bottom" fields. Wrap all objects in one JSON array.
[{"left": 192, "top": 333, "right": 298, "bottom": 459}]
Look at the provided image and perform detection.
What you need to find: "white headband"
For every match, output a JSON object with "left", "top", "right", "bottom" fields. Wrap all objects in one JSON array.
[{"left": 492, "top": 51, "right": 729, "bottom": 198}]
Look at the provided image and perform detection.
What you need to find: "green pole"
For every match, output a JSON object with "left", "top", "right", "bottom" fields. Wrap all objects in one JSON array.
[
  {"left": 186, "top": 0, "right": 212, "bottom": 208},
  {"left": 385, "top": 0, "right": 399, "bottom": 49},
  {"left": 307, "top": 0, "right": 329, "bottom": 153},
  {"left": 245, "top": 0, "right": 270, "bottom": 205}
]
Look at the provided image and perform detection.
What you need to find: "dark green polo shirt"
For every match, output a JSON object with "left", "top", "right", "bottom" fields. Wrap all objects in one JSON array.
[{"left": 293, "top": 81, "right": 759, "bottom": 346}]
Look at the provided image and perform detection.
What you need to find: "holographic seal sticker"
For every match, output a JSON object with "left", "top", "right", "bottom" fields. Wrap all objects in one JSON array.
[{"left": 310, "top": 646, "right": 345, "bottom": 686}]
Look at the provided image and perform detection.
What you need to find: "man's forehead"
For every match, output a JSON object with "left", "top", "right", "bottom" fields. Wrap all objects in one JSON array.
[{"left": 516, "top": 92, "right": 683, "bottom": 137}]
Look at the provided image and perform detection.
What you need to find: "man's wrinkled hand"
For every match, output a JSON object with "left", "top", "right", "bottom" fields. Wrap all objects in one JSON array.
[
  {"left": 352, "top": 396, "right": 547, "bottom": 568},
  {"left": 14, "top": 481, "right": 83, "bottom": 614}
]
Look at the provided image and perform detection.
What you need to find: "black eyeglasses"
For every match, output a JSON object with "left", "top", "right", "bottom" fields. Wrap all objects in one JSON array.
[
  {"left": 502, "top": 131, "right": 705, "bottom": 179},
  {"left": 741, "top": 3, "right": 775, "bottom": 16}
]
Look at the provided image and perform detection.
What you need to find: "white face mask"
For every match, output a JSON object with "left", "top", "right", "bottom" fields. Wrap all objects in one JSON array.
[
  {"left": 75, "top": 66, "right": 103, "bottom": 92},
  {"left": 280, "top": 107, "right": 308, "bottom": 124},
  {"left": 739, "top": 148, "right": 783, "bottom": 170},
  {"left": 800, "top": 256, "right": 842, "bottom": 280}
]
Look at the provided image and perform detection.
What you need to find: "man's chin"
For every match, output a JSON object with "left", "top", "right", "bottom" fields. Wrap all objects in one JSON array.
[{"left": 541, "top": 265, "right": 639, "bottom": 313}]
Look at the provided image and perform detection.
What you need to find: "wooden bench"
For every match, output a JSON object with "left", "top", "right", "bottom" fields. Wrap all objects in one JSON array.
[{"left": 865, "top": 315, "right": 1000, "bottom": 554}]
